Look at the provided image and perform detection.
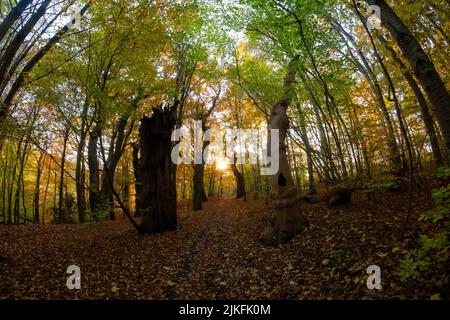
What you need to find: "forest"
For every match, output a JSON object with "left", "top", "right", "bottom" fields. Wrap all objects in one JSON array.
[{"left": 0, "top": 0, "right": 449, "bottom": 300}]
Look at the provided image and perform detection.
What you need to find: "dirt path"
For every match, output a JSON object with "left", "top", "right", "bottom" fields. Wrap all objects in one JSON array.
[
  {"left": 163, "top": 198, "right": 267, "bottom": 299},
  {"left": 0, "top": 193, "right": 441, "bottom": 299}
]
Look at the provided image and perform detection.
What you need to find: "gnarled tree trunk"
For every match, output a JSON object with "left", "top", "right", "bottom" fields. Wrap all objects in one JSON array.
[
  {"left": 260, "top": 55, "right": 308, "bottom": 245},
  {"left": 136, "top": 103, "right": 178, "bottom": 234}
]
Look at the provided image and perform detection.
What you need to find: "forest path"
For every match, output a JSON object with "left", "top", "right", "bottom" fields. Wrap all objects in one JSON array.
[
  {"left": 163, "top": 198, "right": 240, "bottom": 299},
  {"left": 0, "top": 192, "right": 434, "bottom": 299},
  {"left": 166, "top": 197, "right": 275, "bottom": 299}
]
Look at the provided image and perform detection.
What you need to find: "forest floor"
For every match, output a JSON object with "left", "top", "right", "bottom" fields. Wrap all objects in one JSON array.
[{"left": 0, "top": 191, "right": 446, "bottom": 300}]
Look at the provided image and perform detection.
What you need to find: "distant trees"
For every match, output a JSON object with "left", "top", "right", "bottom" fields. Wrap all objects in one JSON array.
[{"left": 0, "top": 1, "right": 90, "bottom": 121}]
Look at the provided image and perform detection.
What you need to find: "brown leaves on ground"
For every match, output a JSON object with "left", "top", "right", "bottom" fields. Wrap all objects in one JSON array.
[{"left": 0, "top": 192, "right": 445, "bottom": 299}]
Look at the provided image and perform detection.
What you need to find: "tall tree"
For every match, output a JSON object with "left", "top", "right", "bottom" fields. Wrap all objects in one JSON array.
[
  {"left": 365, "top": 0, "right": 450, "bottom": 157},
  {"left": 260, "top": 55, "right": 308, "bottom": 245}
]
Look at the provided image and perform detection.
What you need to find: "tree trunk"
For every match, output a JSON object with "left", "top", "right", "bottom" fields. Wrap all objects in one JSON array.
[
  {"left": 122, "top": 157, "right": 130, "bottom": 213},
  {"left": 365, "top": 0, "right": 450, "bottom": 157},
  {"left": 193, "top": 163, "right": 206, "bottom": 210},
  {"left": 75, "top": 104, "right": 88, "bottom": 223},
  {"left": 217, "top": 174, "right": 223, "bottom": 197},
  {"left": 296, "top": 103, "right": 316, "bottom": 196},
  {"left": 231, "top": 163, "right": 246, "bottom": 199},
  {"left": 332, "top": 20, "right": 404, "bottom": 174},
  {"left": 136, "top": 104, "right": 178, "bottom": 234},
  {"left": 192, "top": 119, "right": 209, "bottom": 211},
  {"left": 100, "top": 116, "right": 130, "bottom": 220},
  {"left": 0, "top": 0, "right": 33, "bottom": 43},
  {"left": 88, "top": 126, "right": 101, "bottom": 220},
  {"left": 260, "top": 55, "right": 308, "bottom": 245},
  {"left": 58, "top": 127, "right": 69, "bottom": 223},
  {"left": 378, "top": 35, "right": 444, "bottom": 166},
  {"left": 42, "top": 159, "right": 51, "bottom": 223},
  {"left": 0, "top": 0, "right": 52, "bottom": 93},
  {"left": 132, "top": 143, "right": 142, "bottom": 217},
  {"left": 208, "top": 164, "right": 216, "bottom": 197},
  {"left": 0, "top": 3, "right": 90, "bottom": 121},
  {"left": 33, "top": 153, "right": 44, "bottom": 224}
]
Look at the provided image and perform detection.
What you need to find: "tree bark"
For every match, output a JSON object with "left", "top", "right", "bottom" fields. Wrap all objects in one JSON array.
[
  {"left": 0, "top": 0, "right": 52, "bottom": 93},
  {"left": 231, "top": 163, "right": 246, "bottom": 199},
  {"left": 365, "top": 0, "right": 450, "bottom": 156},
  {"left": 88, "top": 125, "right": 101, "bottom": 220},
  {"left": 136, "top": 103, "right": 178, "bottom": 234},
  {"left": 75, "top": 103, "right": 88, "bottom": 223},
  {"left": 100, "top": 116, "right": 130, "bottom": 220},
  {"left": 260, "top": 55, "right": 308, "bottom": 245},
  {"left": 0, "top": 3, "right": 90, "bottom": 120},
  {"left": 0, "top": 0, "right": 33, "bottom": 43},
  {"left": 192, "top": 119, "right": 209, "bottom": 211},
  {"left": 378, "top": 35, "right": 444, "bottom": 166},
  {"left": 193, "top": 163, "right": 206, "bottom": 210},
  {"left": 57, "top": 127, "right": 69, "bottom": 223},
  {"left": 33, "top": 153, "right": 44, "bottom": 224},
  {"left": 332, "top": 19, "right": 404, "bottom": 174},
  {"left": 132, "top": 143, "right": 142, "bottom": 217},
  {"left": 295, "top": 103, "right": 316, "bottom": 196}
]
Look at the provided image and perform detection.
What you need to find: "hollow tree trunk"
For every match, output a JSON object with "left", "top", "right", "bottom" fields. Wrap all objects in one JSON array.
[
  {"left": 137, "top": 104, "right": 178, "bottom": 234},
  {"left": 260, "top": 55, "right": 308, "bottom": 245}
]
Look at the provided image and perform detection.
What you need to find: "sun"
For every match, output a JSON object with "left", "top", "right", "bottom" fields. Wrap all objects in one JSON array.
[{"left": 215, "top": 158, "right": 229, "bottom": 171}]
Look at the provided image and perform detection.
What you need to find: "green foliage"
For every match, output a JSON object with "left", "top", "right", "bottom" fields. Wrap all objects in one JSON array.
[
  {"left": 400, "top": 167, "right": 450, "bottom": 282},
  {"left": 368, "top": 180, "right": 399, "bottom": 191},
  {"left": 436, "top": 166, "right": 450, "bottom": 179}
]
